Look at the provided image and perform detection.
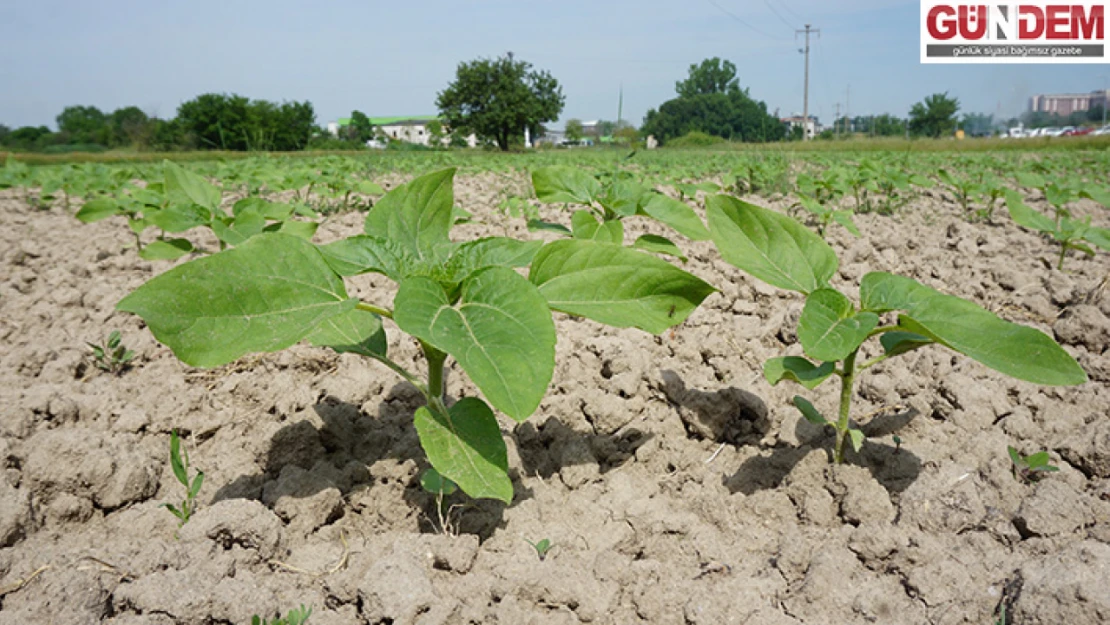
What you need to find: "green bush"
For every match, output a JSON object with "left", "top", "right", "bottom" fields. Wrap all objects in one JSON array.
[{"left": 666, "top": 131, "right": 725, "bottom": 148}]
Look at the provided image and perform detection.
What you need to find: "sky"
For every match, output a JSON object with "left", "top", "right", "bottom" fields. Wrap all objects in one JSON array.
[{"left": 0, "top": 0, "right": 1106, "bottom": 131}]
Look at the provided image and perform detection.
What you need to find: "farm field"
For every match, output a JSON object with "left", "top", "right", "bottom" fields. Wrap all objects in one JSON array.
[{"left": 1, "top": 148, "right": 1109, "bottom": 624}]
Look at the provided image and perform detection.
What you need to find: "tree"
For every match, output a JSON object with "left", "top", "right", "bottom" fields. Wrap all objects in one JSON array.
[
  {"left": 347, "top": 110, "right": 375, "bottom": 143},
  {"left": 961, "top": 112, "right": 994, "bottom": 136},
  {"left": 642, "top": 59, "right": 784, "bottom": 144},
  {"left": 6, "top": 126, "right": 53, "bottom": 151},
  {"left": 676, "top": 58, "right": 740, "bottom": 98},
  {"left": 436, "top": 53, "right": 565, "bottom": 151},
  {"left": 908, "top": 92, "right": 960, "bottom": 138},
  {"left": 108, "top": 106, "right": 152, "bottom": 148},
  {"left": 871, "top": 114, "right": 906, "bottom": 137},
  {"left": 56, "top": 105, "right": 109, "bottom": 145},
  {"left": 565, "top": 118, "right": 584, "bottom": 142},
  {"left": 0, "top": 124, "right": 10, "bottom": 146},
  {"left": 425, "top": 119, "right": 446, "bottom": 147}
]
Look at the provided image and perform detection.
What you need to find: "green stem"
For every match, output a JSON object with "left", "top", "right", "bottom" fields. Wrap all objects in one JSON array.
[
  {"left": 365, "top": 351, "right": 426, "bottom": 395},
  {"left": 356, "top": 301, "right": 393, "bottom": 319},
  {"left": 858, "top": 351, "right": 892, "bottom": 371},
  {"left": 867, "top": 324, "right": 901, "bottom": 338},
  {"left": 834, "top": 348, "right": 859, "bottom": 464},
  {"left": 422, "top": 340, "right": 448, "bottom": 404},
  {"left": 1057, "top": 244, "right": 1068, "bottom": 270}
]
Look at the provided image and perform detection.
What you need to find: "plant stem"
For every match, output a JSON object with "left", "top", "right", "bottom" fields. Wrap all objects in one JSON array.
[
  {"left": 1057, "top": 244, "right": 1067, "bottom": 270},
  {"left": 422, "top": 340, "right": 448, "bottom": 404},
  {"left": 834, "top": 348, "right": 859, "bottom": 463},
  {"left": 356, "top": 301, "right": 393, "bottom": 319}
]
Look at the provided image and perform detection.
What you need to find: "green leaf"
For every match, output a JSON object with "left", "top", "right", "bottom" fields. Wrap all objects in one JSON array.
[
  {"left": 1007, "top": 445, "right": 1023, "bottom": 466},
  {"left": 570, "top": 210, "right": 623, "bottom": 244},
  {"left": 1083, "top": 226, "right": 1110, "bottom": 251},
  {"left": 307, "top": 308, "right": 387, "bottom": 358},
  {"left": 879, "top": 331, "right": 934, "bottom": 357},
  {"left": 189, "top": 472, "right": 205, "bottom": 499},
  {"left": 444, "top": 237, "right": 543, "bottom": 282},
  {"left": 848, "top": 428, "right": 865, "bottom": 452},
  {"left": 529, "top": 239, "right": 716, "bottom": 334},
  {"left": 419, "top": 468, "right": 458, "bottom": 496},
  {"left": 798, "top": 289, "right": 879, "bottom": 362},
  {"left": 792, "top": 395, "right": 829, "bottom": 426},
  {"left": 526, "top": 219, "right": 572, "bottom": 236},
  {"left": 138, "top": 238, "right": 194, "bottom": 260},
  {"left": 118, "top": 233, "right": 355, "bottom": 368},
  {"left": 233, "top": 197, "right": 294, "bottom": 221},
  {"left": 1079, "top": 187, "right": 1110, "bottom": 208},
  {"left": 164, "top": 161, "right": 221, "bottom": 212},
  {"left": 211, "top": 212, "right": 266, "bottom": 247},
  {"left": 860, "top": 272, "right": 1086, "bottom": 386},
  {"left": 706, "top": 194, "right": 837, "bottom": 294},
  {"left": 76, "top": 198, "right": 121, "bottom": 223},
  {"left": 764, "top": 357, "right": 836, "bottom": 390},
  {"left": 831, "top": 210, "right": 860, "bottom": 237},
  {"left": 263, "top": 220, "right": 318, "bottom": 240},
  {"left": 169, "top": 431, "right": 187, "bottom": 486},
  {"left": 632, "top": 234, "right": 687, "bottom": 261},
  {"left": 147, "top": 204, "right": 211, "bottom": 233},
  {"left": 317, "top": 235, "right": 413, "bottom": 281},
  {"left": 394, "top": 267, "right": 556, "bottom": 421},
  {"left": 1023, "top": 451, "right": 1052, "bottom": 469},
  {"left": 364, "top": 168, "right": 455, "bottom": 262},
  {"left": 637, "top": 193, "right": 711, "bottom": 241},
  {"left": 358, "top": 180, "right": 386, "bottom": 195},
  {"left": 531, "top": 166, "right": 601, "bottom": 205},
  {"left": 1005, "top": 190, "right": 1056, "bottom": 233},
  {"left": 414, "top": 398, "right": 512, "bottom": 502},
  {"left": 598, "top": 179, "right": 648, "bottom": 217}
]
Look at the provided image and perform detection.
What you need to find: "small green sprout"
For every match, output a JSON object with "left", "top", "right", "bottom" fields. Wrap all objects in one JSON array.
[
  {"left": 162, "top": 430, "right": 204, "bottom": 529},
  {"left": 252, "top": 604, "right": 312, "bottom": 625},
  {"left": 892, "top": 435, "right": 903, "bottom": 454},
  {"left": 524, "top": 537, "right": 554, "bottom": 561},
  {"left": 420, "top": 468, "right": 461, "bottom": 535},
  {"left": 1008, "top": 446, "right": 1059, "bottom": 483},
  {"left": 87, "top": 330, "right": 135, "bottom": 374}
]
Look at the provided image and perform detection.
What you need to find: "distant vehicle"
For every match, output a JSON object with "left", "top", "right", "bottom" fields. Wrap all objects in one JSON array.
[
  {"left": 1045, "top": 127, "right": 1069, "bottom": 137},
  {"left": 1091, "top": 125, "right": 1110, "bottom": 136},
  {"left": 1063, "top": 127, "right": 1094, "bottom": 137}
]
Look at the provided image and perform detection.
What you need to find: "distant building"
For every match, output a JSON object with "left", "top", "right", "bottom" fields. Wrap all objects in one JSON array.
[
  {"left": 1029, "top": 90, "right": 1110, "bottom": 116},
  {"left": 781, "top": 116, "right": 817, "bottom": 139},
  {"left": 327, "top": 115, "right": 477, "bottom": 147}
]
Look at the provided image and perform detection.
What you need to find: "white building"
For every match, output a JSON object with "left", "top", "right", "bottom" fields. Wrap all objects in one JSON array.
[{"left": 329, "top": 115, "right": 477, "bottom": 147}]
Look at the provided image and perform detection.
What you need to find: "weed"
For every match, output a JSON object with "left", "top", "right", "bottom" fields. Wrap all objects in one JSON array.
[
  {"left": 252, "top": 604, "right": 312, "bottom": 625},
  {"left": 162, "top": 430, "right": 204, "bottom": 529},
  {"left": 1008, "top": 446, "right": 1059, "bottom": 483},
  {"left": 87, "top": 330, "right": 135, "bottom": 374}
]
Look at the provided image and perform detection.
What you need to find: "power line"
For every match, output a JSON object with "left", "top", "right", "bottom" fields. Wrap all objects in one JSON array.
[
  {"left": 705, "top": 0, "right": 787, "bottom": 41},
  {"left": 762, "top": 0, "right": 799, "bottom": 31},
  {"left": 777, "top": 0, "right": 804, "bottom": 22}
]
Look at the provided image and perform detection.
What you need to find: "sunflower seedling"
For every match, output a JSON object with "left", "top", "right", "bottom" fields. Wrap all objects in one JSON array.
[
  {"left": 1008, "top": 446, "right": 1059, "bottom": 483},
  {"left": 87, "top": 330, "right": 135, "bottom": 375},
  {"left": 524, "top": 537, "right": 554, "bottom": 561},
  {"left": 1005, "top": 189, "right": 1110, "bottom": 269},
  {"left": 252, "top": 604, "right": 312, "bottom": 625},
  {"left": 162, "top": 430, "right": 204, "bottom": 529},
  {"left": 118, "top": 169, "right": 713, "bottom": 503},
  {"left": 706, "top": 195, "right": 1087, "bottom": 463}
]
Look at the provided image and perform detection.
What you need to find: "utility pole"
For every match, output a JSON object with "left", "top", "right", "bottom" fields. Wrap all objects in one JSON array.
[
  {"left": 846, "top": 84, "right": 851, "bottom": 135},
  {"left": 834, "top": 102, "right": 841, "bottom": 138},
  {"left": 796, "top": 24, "right": 820, "bottom": 140}
]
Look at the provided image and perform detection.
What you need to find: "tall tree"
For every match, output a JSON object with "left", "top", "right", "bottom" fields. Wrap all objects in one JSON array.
[
  {"left": 436, "top": 53, "right": 565, "bottom": 150},
  {"left": 908, "top": 93, "right": 960, "bottom": 138},
  {"left": 56, "top": 105, "right": 109, "bottom": 144},
  {"left": 565, "top": 118, "right": 584, "bottom": 142},
  {"left": 108, "top": 106, "right": 152, "bottom": 147},
  {"left": 347, "top": 110, "right": 375, "bottom": 143},
  {"left": 675, "top": 58, "right": 740, "bottom": 97}
]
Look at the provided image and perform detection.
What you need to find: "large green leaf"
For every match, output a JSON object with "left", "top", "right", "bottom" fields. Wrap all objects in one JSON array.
[
  {"left": 598, "top": 178, "right": 648, "bottom": 217},
  {"left": 1004, "top": 190, "right": 1055, "bottom": 233},
  {"left": 638, "top": 193, "right": 711, "bottom": 241},
  {"left": 632, "top": 234, "right": 687, "bottom": 262},
  {"left": 233, "top": 197, "right": 294, "bottom": 221},
  {"left": 147, "top": 204, "right": 211, "bottom": 233},
  {"left": 164, "top": 161, "right": 221, "bottom": 212},
  {"left": 798, "top": 289, "right": 879, "bottom": 362},
  {"left": 394, "top": 267, "right": 556, "bottom": 421},
  {"left": 531, "top": 166, "right": 601, "bottom": 205},
  {"left": 75, "top": 199, "right": 120, "bottom": 223},
  {"left": 364, "top": 168, "right": 455, "bottom": 262},
  {"left": 307, "top": 308, "right": 387, "bottom": 358},
  {"left": 211, "top": 212, "right": 266, "bottom": 247},
  {"left": 443, "top": 237, "right": 543, "bottom": 283},
  {"left": 1083, "top": 226, "right": 1110, "bottom": 251},
  {"left": 764, "top": 357, "right": 836, "bottom": 390},
  {"left": 860, "top": 272, "right": 1086, "bottom": 386},
  {"left": 880, "top": 331, "right": 934, "bottom": 357},
  {"left": 138, "top": 238, "right": 194, "bottom": 261},
  {"left": 118, "top": 233, "right": 354, "bottom": 368},
  {"left": 317, "top": 235, "right": 414, "bottom": 281},
  {"left": 706, "top": 194, "right": 837, "bottom": 294},
  {"left": 570, "top": 210, "right": 624, "bottom": 244},
  {"left": 529, "top": 239, "right": 716, "bottom": 334},
  {"left": 414, "top": 398, "right": 512, "bottom": 502}
]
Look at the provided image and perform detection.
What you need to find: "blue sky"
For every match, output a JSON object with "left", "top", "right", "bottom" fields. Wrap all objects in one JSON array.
[{"left": 1, "top": 0, "right": 1105, "bottom": 130}]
